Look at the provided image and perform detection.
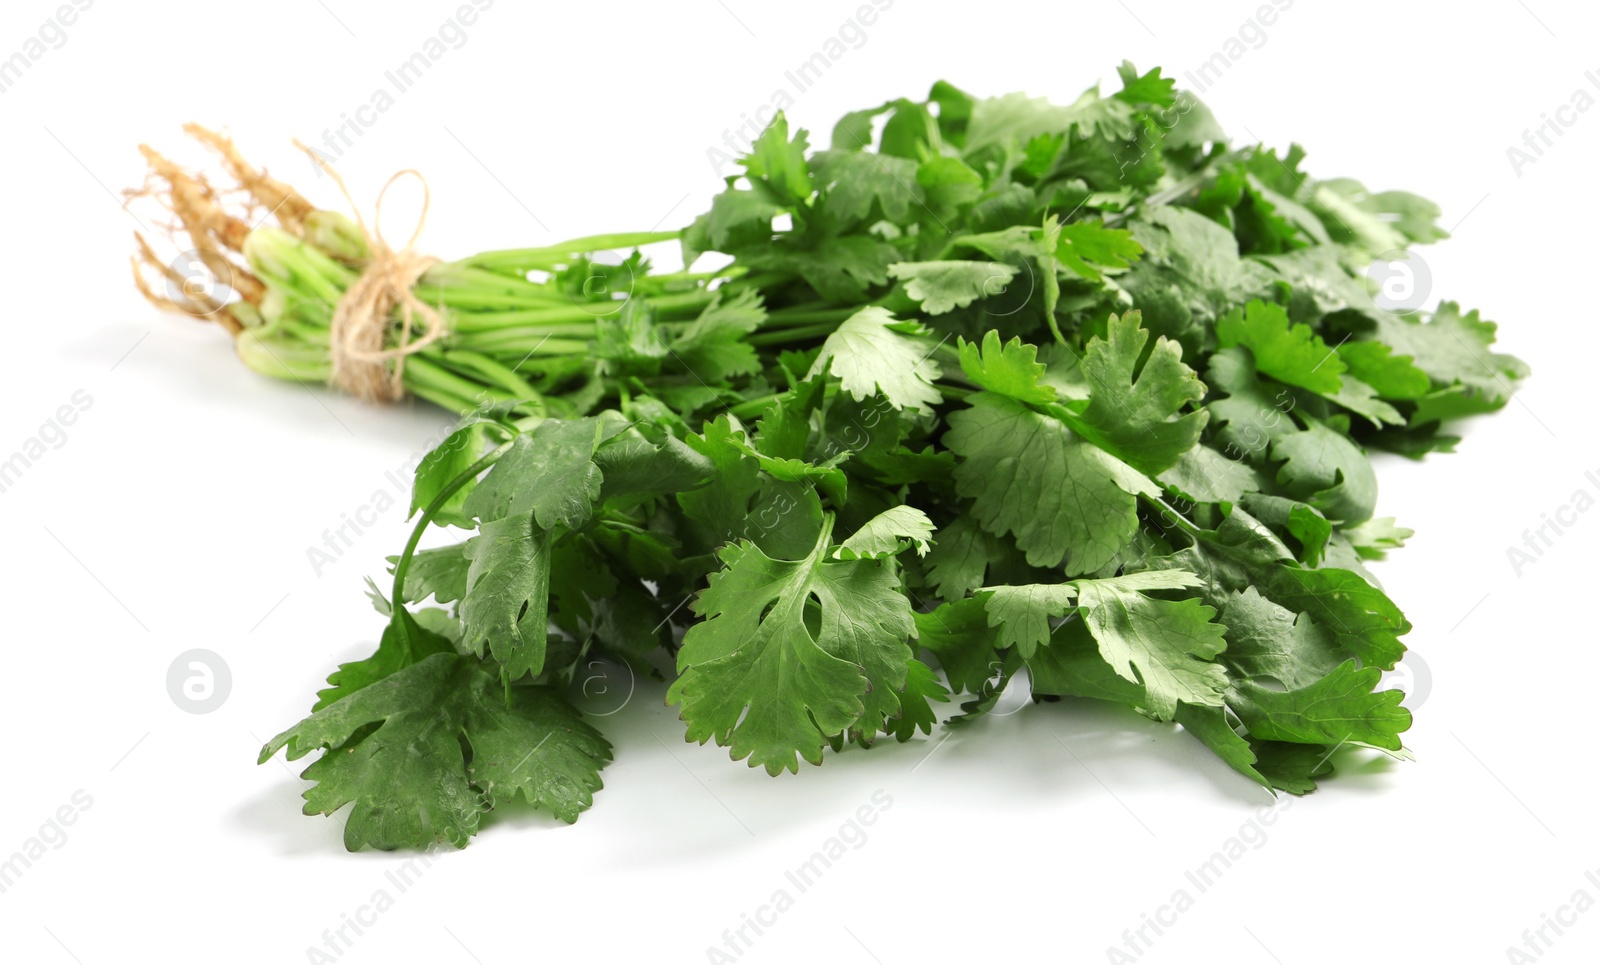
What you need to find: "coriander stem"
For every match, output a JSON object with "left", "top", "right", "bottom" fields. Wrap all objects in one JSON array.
[
  {"left": 1140, "top": 493, "right": 1204, "bottom": 541},
  {"left": 761, "top": 308, "right": 856, "bottom": 326},
  {"left": 461, "top": 231, "right": 683, "bottom": 273},
  {"left": 747, "top": 322, "right": 839, "bottom": 345},
  {"left": 727, "top": 393, "right": 782, "bottom": 420},
  {"left": 390, "top": 441, "right": 514, "bottom": 620},
  {"left": 436, "top": 349, "right": 545, "bottom": 404}
]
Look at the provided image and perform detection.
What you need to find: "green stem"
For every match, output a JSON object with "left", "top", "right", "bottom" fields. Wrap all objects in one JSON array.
[
  {"left": 390, "top": 441, "right": 514, "bottom": 618},
  {"left": 1139, "top": 493, "right": 1205, "bottom": 541},
  {"left": 762, "top": 307, "right": 856, "bottom": 326},
  {"left": 747, "top": 321, "right": 839, "bottom": 346},
  {"left": 1101, "top": 148, "right": 1244, "bottom": 228},
  {"left": 727, "top": 393, "right": 782, "bottom": 420},
  {"left": 405, "top": 379, "right": 479, "bottom": 415},
  {"left": 462, "top": 231, "right": 683, "bottom": 273},
  {"left": 405, "top": 354, "right": 499, "bottom": 405},
  {"left": 456, "top": 336, "right": 593, "bottom": 356},
  {"left": 436, "top": 349, "right": 544, "bottom": 402}
]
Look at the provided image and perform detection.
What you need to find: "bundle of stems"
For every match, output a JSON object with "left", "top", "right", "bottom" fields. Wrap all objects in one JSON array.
[{"left": 126, "top": 125, "right": 839, "bottom": 419}]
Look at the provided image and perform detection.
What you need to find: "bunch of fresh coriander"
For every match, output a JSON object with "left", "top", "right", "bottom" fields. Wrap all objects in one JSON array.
[{"left": 205, "top": 63, "right": 1525, "bottom": 850}]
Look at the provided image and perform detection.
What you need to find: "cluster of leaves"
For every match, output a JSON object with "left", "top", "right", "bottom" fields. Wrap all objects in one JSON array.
[{"left": 260, "top": 63, "right": 1524, "bottom": 850}]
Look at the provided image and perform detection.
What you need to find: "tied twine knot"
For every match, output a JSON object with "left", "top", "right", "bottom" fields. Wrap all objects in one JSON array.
[{"left": 299, "top": 144, "right": 445, "bottom": 402}]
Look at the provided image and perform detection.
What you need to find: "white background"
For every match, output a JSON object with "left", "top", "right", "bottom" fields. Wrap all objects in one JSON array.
[{"left": 0, "top": 0, "right": 1593, "bottom": 962}]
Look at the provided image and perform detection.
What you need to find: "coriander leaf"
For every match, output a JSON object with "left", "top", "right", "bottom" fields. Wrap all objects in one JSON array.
[
  {"left": 1119, "top": 207, "right": 1274, "bottom": 355},
  {"left": 838, "top": 505, "right": 936, "bottom": 559},
  {"left": 1337, "top": 340, "right": 1430, "bottom": 400},
  {"left": 963, "top": 87, "right": 1137, "bottom": 156},
  {"left": 755, "top": 376, "right": 826, "bottom": 461},
  {"left": 670, "top": 411, "right": 761, "bottom": 529},
  {"left": 1239, "top": 492, "right": 1332, "bottom": 567},
  {"left": 922, "top": 515, "right": 1009, "bottom": 600},
  {"left": 411, "top": 425, "right": 484, "bottom": 527},
  {"left": 1024, "top": 616, "right": 1147, "bottom": 707},
  {"left": 678, "top": 416, "right": 825, "bottom": 559},
  {"left": 830, "top": 102, "right": 891, "bottom": 150},
  {"left": 1216, "top": 300, "right": 1401, "bottom": 426},
  {"left": 741, "top": 112, "right": 812, "bottom": 204},
  {"left": 887, "top": 658, "right": 950, "bottom": 741},
  {"left": 1255, "top": 565, "right": 1410, "bottom": 669},
  {"left": 1271, "top": 420, "right": 1378, "bottom": 524},
  {"left": 1076, "top": 309, "right": 1209, "bottom": 476},
  {"left": 593, "top": 300, "right": 670, "bottom": 375},
  {"left": 1175, "top": 704, "right": 1272, "bottom": 790},
  {"left": 727, "top": 429, "right": 848, "bottom": 508},
  {"left": 1055, "top": 221, "right": 1144, "bottom": 281},
  {"left": 1326, "top": 376, "right": 1406, "bottom": 428},
  {"left": 1073, "top": 574, "right": 1229, "bottom": 719},
  {"left": 946, "top": 392, "right": 1158, "bottom": 574},
  {"left": 1216, "top": 586, "right": 1344, "bottom": 690},
  {"left": 261, "top": 654, "right": 610, "bottom": 851},
  {"left": 1216, "top": 299, "right": 1345, "bottom": 395},
  {"left": 673, "top": 288, "right": 768, "bottom": 381},
  {"left": 1205, "top": 347, "right": 1301, "bottom": 462},
  {"left": 1230, "top": 659, "right": 1411, "bottom": 751},
  {"left": 708, "top": 190, "right": 783, "bottom": 248},
  {"left": 460, "top": 512, "right": 554, "bottom": 680},
  {"left": 314, "top": 607, "right": 455, "bottom": 711},
  {"left": 1157, "top": 444, "right": 1264, "bottom": 504},
  {"left": 944, "top": 649, "right": 1024, "bottom": 727},
  {"left": 1344, "top": 516, "right": 1413, "bottom": 557},
  {"left": 393, "top": 544, "right": 470, "bottom": 606},
  {"left": 737, "top": 235, "right": 900, "bottom": 303},
  {"left": 979, "top": 583, "right": 1079, "bottom": 657},
  {"left": 1371, "top": 302, "right": 1528, "bottom": 408},
  {"left": 1114, "top": 61, "right": 1177, "bottom": 108},
  {"left": 888, "top": 260, "right": 1020, "bottom": 315},
  {"left": 1146, "top": 503, "right": 1412, "bottom": 672},
  {"left": 917, "top": 155, "right": 985, "bottom": 209},
  {"left": 914, "top": 597, "right": 1001, "bottom": 694},
  {"left": 668, "top": 520, "right": 917, "bottom": 773},
  {"left": 957, "top": 330, "right": 1057, "bottom": 405},
  {"left": 1256, "top": 245, "right": 1376, "bottom": 322},
  {"left": 592, "top": 421, "right": 715, "bottom": 503},
  {"left": 1249, "top": 739, "right": 1335, "bottom": 795},
  {"left": 808, "top": 306, "right": 943, "bottom": 414},
  {"left": 811, "top": 149, "right": 923, "bottom": 225},
  {"left": 1311, "top": 178, "right": 1445, "bottom": 253},
  {"left": 463, "top": 418, "right": 605, "bottom": 528}
]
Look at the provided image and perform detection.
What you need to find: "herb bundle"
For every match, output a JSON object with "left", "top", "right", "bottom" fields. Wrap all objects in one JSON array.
[{"left": 135, "top": 64, "right": 1525, "bottom": 850}]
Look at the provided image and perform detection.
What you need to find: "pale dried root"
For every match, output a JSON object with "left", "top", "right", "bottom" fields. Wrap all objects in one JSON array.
[{"left": 127, "top": 126, "right": 315, "bottom": 334}]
